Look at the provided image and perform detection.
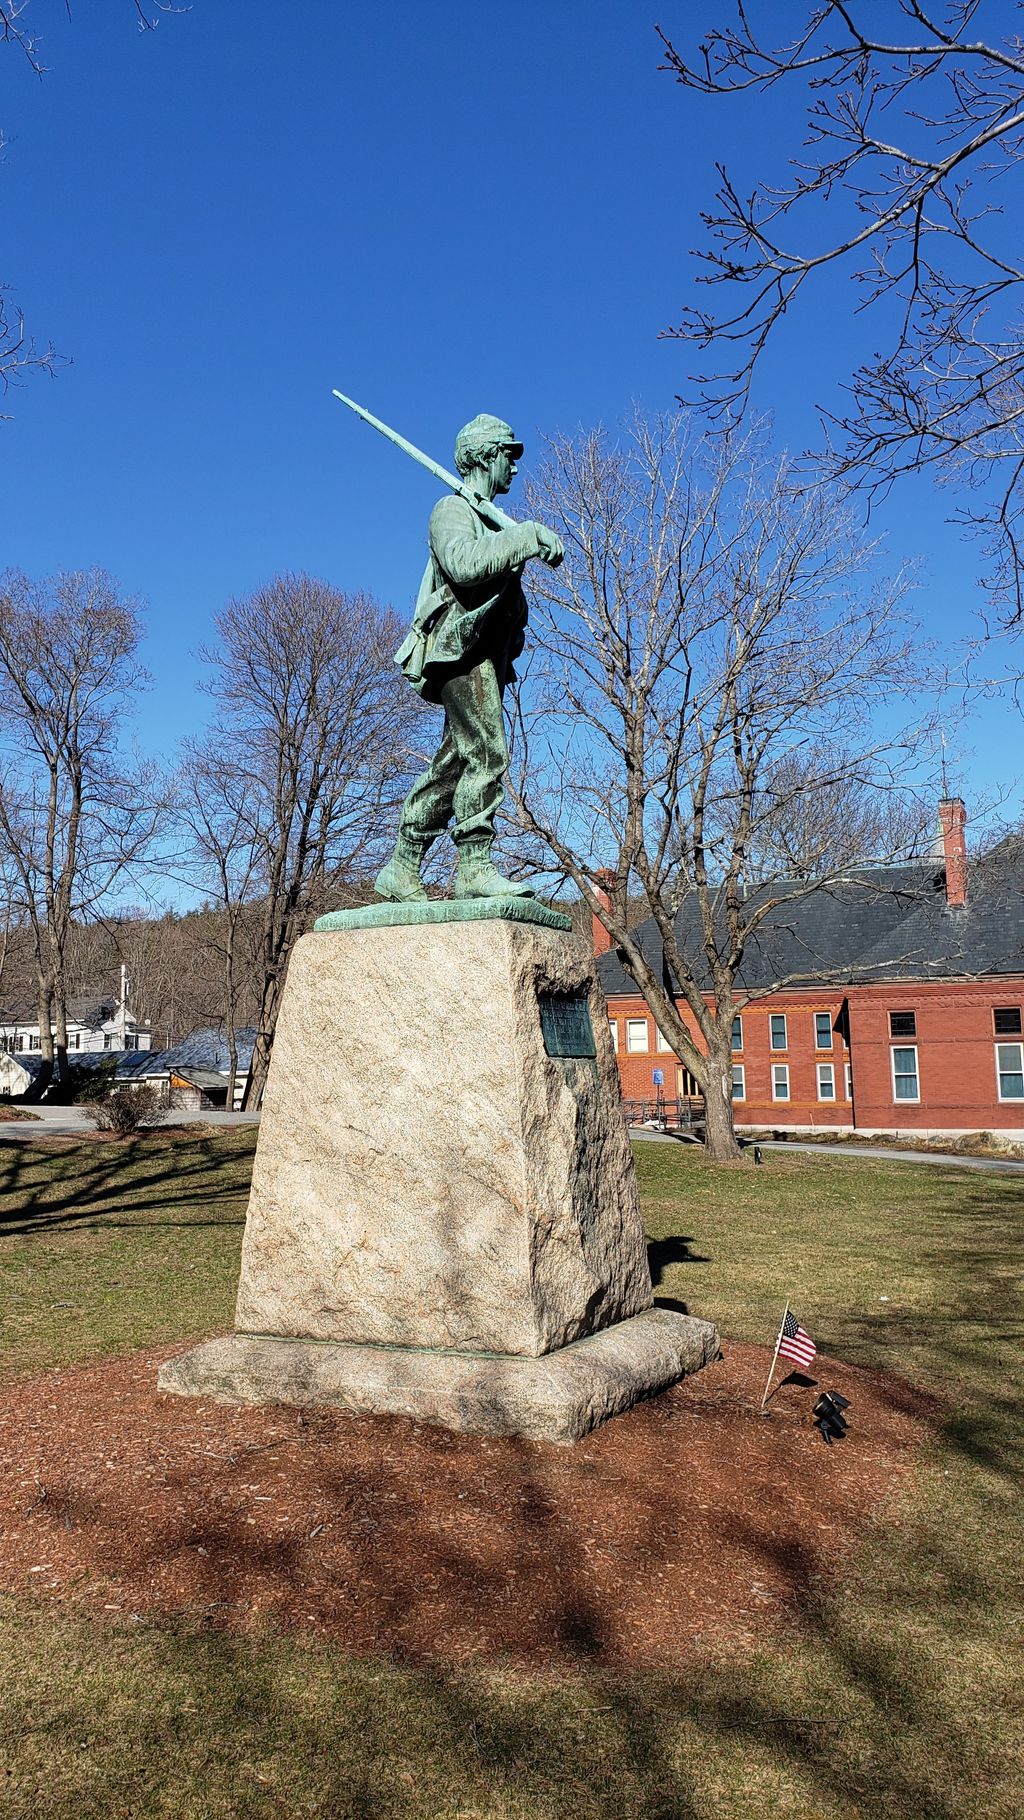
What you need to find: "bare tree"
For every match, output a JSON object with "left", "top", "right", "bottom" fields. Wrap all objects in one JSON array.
[
  {"left": 175, "top": 742, "right": 265, "bottom": 1089},
  {"left": 0, "top": 569, "right": 161, "bottom": 1093},
  {"left": 659, "top": 3, "right": 1024, "bottom": 622},
  {"left": 510, "top": 413, "right": 935, "bottom": 1161},
  {"left": 747, "top": 750, "right": 932, "bottom": 881},
  {"left": 194, "top": 574, "right": 414, "bottom": 1109}
]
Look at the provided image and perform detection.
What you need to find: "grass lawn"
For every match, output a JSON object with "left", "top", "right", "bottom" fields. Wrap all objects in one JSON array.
[{"left": 0, "top": 1130, "right": 1021, "bottom": 1819}]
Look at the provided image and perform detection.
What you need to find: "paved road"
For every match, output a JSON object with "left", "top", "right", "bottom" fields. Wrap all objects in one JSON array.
[
  {"left": 0, "top": 1105, "right": 261, "bottom": 1140},
  {"left": 761, "top": 1139, "right": 1024, "bottom": 1175},
  {"left": 630, "top": 1124, "right": 1024, "bottom": 1175}
]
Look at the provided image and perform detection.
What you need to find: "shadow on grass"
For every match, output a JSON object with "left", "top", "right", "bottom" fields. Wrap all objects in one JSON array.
[
  {"left": 0, "top": 1133, "right": 252, "bottom": 1237},
  {"left": 8, "top": 1412, "right": 1008, "bottom": 1820},
  {"left": 646, "top": 1234, "right": 710, "bottom": 1284},
  {"left": 2, "top": 1146, "right": 1021, "bottom": 1815}
]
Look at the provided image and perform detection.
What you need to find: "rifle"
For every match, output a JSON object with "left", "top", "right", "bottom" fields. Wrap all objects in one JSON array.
[{"left": 332, "top": 389, "right": 520, "bottom": 533}]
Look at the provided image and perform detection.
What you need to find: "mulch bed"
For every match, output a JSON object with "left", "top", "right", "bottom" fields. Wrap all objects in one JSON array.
[{"left": 0, "top": 1340, "right": 935, "bottom": 1669}]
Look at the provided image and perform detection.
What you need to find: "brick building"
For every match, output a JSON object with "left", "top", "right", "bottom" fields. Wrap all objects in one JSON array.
[{"left": 596, "top": 799, "right": 1024, "bottom": 1136}]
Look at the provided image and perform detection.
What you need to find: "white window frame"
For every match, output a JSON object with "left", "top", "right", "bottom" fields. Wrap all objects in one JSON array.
[
  {"left": 608, "top": 1019, "right": 618, "bottom": 1053},
  {"left": 625, "top": 1018, "right": 649, "bottom": 1054},
  {"left": 731, "top": 1014, "right": 743, "bottom": 1052},
  {"left": 995, "top": 1041, "right": 1024, "bottom": 1102},
  {"left": 731, "top": 1063, "right": 745, "bottom": 1101},
  {"left": 844, "top": 1062, "right": 852, "bottom": 1101},
  {"left": 891, "top": 1045, "right": 920, "bottom": 1104},
  {"left": 814, "top": 1011, "right": 833, "bottom": 1051},
  {"left": 769, "top": 1013, "right": 788, "bottom": 1051},
  {"left": 655, "top": 1026, "right": 674, "bottom": 1054},
  {"left": 816, "top": 1061, "right": 835, "bottom": 1100},
  {"left": 772, "top": 1063, "right": 790, "bottom": 1101}
]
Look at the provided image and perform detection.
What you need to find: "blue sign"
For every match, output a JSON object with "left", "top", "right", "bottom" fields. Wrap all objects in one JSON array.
[{"left": 652, "top": 1068, "right": 665, "bottom": 1087}]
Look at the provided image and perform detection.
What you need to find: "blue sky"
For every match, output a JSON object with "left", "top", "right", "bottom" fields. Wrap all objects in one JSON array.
[{"left": 2, "top": 0, "right": 1021, "bottom": 846}]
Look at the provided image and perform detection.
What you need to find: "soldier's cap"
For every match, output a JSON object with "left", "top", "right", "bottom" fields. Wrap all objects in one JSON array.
[{"left": 454, "top": 414, "right": 524, "bottom": 473}]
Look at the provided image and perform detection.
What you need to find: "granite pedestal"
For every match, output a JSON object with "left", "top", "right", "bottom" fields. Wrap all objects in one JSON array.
[{"left": 159, "top": 899, "right": 718, "bottom": 1440}]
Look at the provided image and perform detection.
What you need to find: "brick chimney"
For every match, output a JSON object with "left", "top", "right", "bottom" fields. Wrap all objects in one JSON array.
[
  {"left": 938, "top": 797, "right": 968, "bottom": 908},
  {"left": 591, "top": 868, "right": 616, "bottom": 956}
]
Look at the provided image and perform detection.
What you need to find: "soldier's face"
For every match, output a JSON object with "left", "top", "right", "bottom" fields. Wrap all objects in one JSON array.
[{"left": 490, "top": 446, "right": 517, "bottom": 495}]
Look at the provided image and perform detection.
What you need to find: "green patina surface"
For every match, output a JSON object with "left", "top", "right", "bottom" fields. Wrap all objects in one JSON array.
[
  {"left": 371, "top": 411, "right": 566, "bottom": 907},
  {"left": 313, "top": 897, "right": 573, "bottom": 933}
]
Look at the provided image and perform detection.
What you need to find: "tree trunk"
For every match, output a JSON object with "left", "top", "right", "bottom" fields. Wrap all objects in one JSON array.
[
  {"left": 241, "top": 967, "right": 285, "bottom": 1111},
  {"left": 52, "top": 977, "right": 71, "bottom": 1098},
  {"left": 242, "top": 1021, "right": 274, "bottom": 1112},
  {"left": 701, "top": 1040, "right": 745, "bottom": 1162},
  {"left": 25, "top": 980, "right": 55, "bottom": 1101},
  {"left": 240, "top": 913, "right": 299, "bottom": 1111}
]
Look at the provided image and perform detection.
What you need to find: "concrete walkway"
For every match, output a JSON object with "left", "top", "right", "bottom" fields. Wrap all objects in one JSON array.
[
  {"left": 630, "top": 1124, "right": 1024, "bottom": 1175},
  {"left": 0, "top": 1105, "right": 261, "bottom": 1140},
  {"left": 761, "top": 1139, "right": 1024, "bottom": 1175}
]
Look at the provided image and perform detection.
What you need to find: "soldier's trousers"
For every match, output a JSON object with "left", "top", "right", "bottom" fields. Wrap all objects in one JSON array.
[{"left": 399, "top": 650, "right": 509, "bottom": 848}]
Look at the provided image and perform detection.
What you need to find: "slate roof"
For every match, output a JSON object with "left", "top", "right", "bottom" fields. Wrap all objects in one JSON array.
[
  {"left": 597, "top": 847, "right": 1024, "bottom": 999},
  {"left": 156, "top": 1028, "right": 257, "bottom": 1076},
  {"left": 4, "top": 1050, "right": 153, "bottom": 1083},
  {"left": 3, "top": 1028, "right": 254, "bottom": 1087}
]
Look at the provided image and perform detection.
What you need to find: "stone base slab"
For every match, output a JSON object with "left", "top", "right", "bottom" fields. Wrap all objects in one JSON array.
[{"left": 157, "top": 1308, "right": 720, "bottom": 1444}]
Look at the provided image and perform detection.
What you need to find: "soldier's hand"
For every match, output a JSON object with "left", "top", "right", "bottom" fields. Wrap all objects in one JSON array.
[{"left": 534, "top": 524, "right": 565, "bottom": 569}]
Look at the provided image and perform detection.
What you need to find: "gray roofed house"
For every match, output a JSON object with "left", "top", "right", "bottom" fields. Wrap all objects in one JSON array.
[
  {"left": 595, "top": 861, "right": 948, "bottom": 1000},
  {"left": 0, "top": 1027, "right": 256, "bottom": 1108},
  {"left": 598, "top": 800, "right": 1024, "bottom": 1139}
]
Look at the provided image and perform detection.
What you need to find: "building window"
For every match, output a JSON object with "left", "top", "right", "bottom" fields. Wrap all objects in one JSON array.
[
  {"left": 731, "top": 1014, "right": 743, "bottom": 1051},
  {"left": 608, "top": 1019, "right": 618, "bottom": 1052},
  {"left": 817, "top": 1062, "right": 836, "bottom": 1100},
  {"left": 891, "top": 1046, "right": 920, "bottom": 1102},
  {"left": 29, "top": 1034, "right": 41, "bottom": 1051},
  {"left": 69, "top": 1031, "right": 81, "bottom": 1050},
  {"left": 103, "top": 1033, "right": 117, "bottom": 1051},
  {"left": 994, "top": 1007, "right": 1023, "bottom": 1037},
  {"left": 731, "top": 1063, "right": 745, "bottom": 1101},
  {"left": 655, "top": 1026, "right": 674, "bottom": 1054},
  {"left": 814, "top": 1011, "right": 833, "bottom": 1050},
  {"left": 889, "top": 1010, "right": 917, "bottom": 1039},
  {"left": 770, "top": 1013, "right": 788, "bottom": 1051},
  {"left": 626, "top": 1018, "right": 648, "bottom": 1054},
  {"left": 845, "top": 1062, "right": 852, "bottom": 1100},
  {"left": 772, "top": 1063, "right": 790, "bottom": 1101},
  {"left": 124, "top": 1033, "right": 138, "bottom": 1051},
  {"left": 995, "top": 1042, "right": 1024, "bottom": 1101}
]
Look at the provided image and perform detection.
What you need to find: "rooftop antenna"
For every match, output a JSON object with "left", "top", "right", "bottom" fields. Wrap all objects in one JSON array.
[{"left": 940, "top": 728, "right": 950, "bottom": 799}]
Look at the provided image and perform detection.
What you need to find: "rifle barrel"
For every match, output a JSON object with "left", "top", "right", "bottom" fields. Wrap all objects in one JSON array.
[{"left": 331, "top": 389, "right": 519, "bottom": 532}]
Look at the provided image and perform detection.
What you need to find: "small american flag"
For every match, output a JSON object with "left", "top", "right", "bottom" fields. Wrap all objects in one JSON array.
[{"left": 777, "top": 1310, "right": 817, "bottom": 1369}]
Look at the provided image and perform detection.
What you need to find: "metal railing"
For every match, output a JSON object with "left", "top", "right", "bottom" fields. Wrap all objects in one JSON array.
[{"left": 622, "top": 1094, "right": 704, "bottom": 1131}]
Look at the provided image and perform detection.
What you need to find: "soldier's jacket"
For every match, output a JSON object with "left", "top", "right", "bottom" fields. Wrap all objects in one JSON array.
[{"left": 394, "top": 493, "right": 544, "bottom": 702}]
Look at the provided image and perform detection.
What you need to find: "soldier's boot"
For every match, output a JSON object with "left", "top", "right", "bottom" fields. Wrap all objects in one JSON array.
[
  {"left": 373, "top": 829, "right": 431, "bottom": 903},
  {"left": 453, "top": 841, "right": 535, "bottom": 900}
]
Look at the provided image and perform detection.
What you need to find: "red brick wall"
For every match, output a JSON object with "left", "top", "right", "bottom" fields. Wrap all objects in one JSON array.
[
  {"left": 602, "top": 991, "right": 852, "bottom": 1128},
  {"left": 846, "top": 979, "right": 1024, "bottom": 1132},
  {"left": 602, "top": 977, "right": 1024, "bottom": 1133}
]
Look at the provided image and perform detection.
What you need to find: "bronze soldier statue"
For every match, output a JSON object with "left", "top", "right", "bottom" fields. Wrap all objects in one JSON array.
[{"left": 373, "top": 413, "right": 564, "bottom": 903}]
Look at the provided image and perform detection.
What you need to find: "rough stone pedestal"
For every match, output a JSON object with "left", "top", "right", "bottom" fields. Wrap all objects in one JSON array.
[{"left": 159, "top": 901, "right": 717, "bottom": 1441}]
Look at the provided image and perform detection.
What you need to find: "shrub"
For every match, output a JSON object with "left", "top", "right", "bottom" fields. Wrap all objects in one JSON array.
[{"left": 83, "top": 1084, "right": 162, "bottom": 1137}]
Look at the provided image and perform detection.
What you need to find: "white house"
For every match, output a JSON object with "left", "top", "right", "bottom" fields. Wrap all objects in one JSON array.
[{"left": 0, "top": 967, "right": 152, "bottom": 1057}]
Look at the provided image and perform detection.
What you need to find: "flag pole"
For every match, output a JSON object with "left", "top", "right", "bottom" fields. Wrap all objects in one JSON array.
[{"left": 760, "top": 1303, "right": 789, "bottom": 1412}]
